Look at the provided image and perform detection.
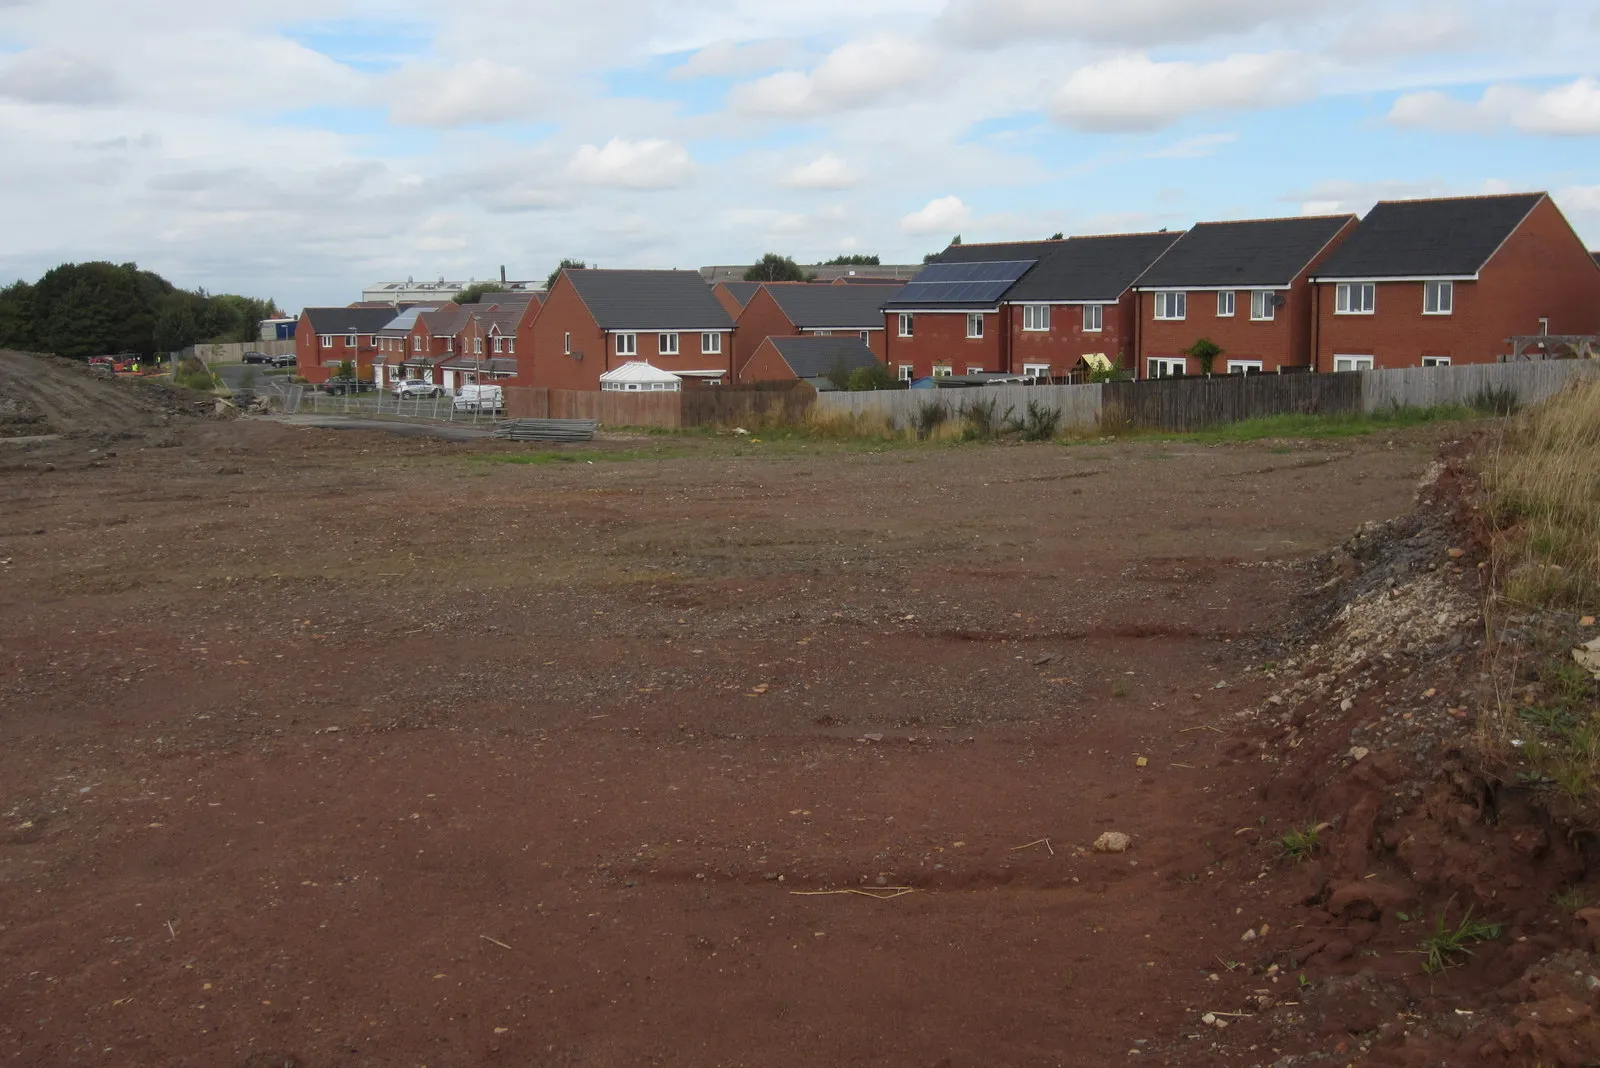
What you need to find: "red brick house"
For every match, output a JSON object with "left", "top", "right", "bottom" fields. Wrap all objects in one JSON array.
[
  {"left": 880, "top": 258, "right": 1034, "bottom": 380},
  {"left": 712, "top": 281, "right": 764, "bottom": 319},
  {"left": 294, "top": 307, "right": 398, "bottom": 384},
  {"left": 732, "top": 283, "right": 902, "bottom": 382},
  {"left": 374, "top": 305, "right": 447, "bottom": 389},
  {"left": 1132, "top": 214, "right": 1357, "bottom": 378},
  {"left": 894, "top": 234, "right": 1185, "bottom": 382},
  {"left": 743, "top": 335, "right": 881, "bottom": 387},
  {"left": 1309, "top": 192, "right": 1600, "bottom": 370},
  {"left": 523, "top": 269, "right": 735, "bottom": 390}
]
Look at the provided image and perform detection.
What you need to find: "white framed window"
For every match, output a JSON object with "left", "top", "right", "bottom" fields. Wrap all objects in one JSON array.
[
  {"left": 932, "top": 364, "right": 952, "bottom": 378},
  {"left": 319, "top": 334, "right": 332, "bottom": 347},
  {"left": 1423, "top": 280, "right": 1453, "bottom": 315},
  {"left": 1333, "top": 354, "right": 1374, "bottom": 372},
  {"left": 1250, "top": 291, "right": 1276, "bottom": 321},
  {"left": 659, "top": 332, "right": 679, "bottom": 355},
  {"left": 966, "top": 314, "right": 984, "bottom": 339},
  {"left": 898, "top": 313, "right": 914, "bottom": 337},
  {"left": 346, "top": 334, "right": 356, "bottom": 346},
  {"left": 1227, "top": 360, "right": 1264, "bottom": 375},
  {"left": 412, "top": 336, "right": 422, "bottom": 352},
  {"left": 1082, "top": 304, "right": 1102, "bottom": 332},
  {"left": 1216, "top": 291, "right": 1236, "bottom": 317},
  {"left": 966, "top": 365, "right": 983, "bottom": 375},
  {"left": 506, "top": 339, "right": 515, "bottom": 354},
  {"left": 474, "top": 337, "right": 483, "bottom": 354},
  {"left": 616, "top": 332, "right": 637, "bottom": 356},
  {"left": 492, "top": 337, "right": 502, "bottom": 354},
  {"left": 701, "top": 332, "right": 722, "bottom": 354},
  {"left": 1148, "top": 356, "right": 1186, "bottom": 378},
  {"left": 1022, "top": 304, "right": 1051, "bottom": 331},
  {"left": 1335, "top": 283, "right": 1375, "bottom": 314},
  {"left": 1022, "top": 363, "right": 1050, "bottom": 380},
  {"left": 1154, "top": 291, "right": 1186, "bottom": 320},
  {"left": 813, "top": 329, "right": 832, "bottom": 337},
  {"left": 859, "top": 331, "right": 870, "bottom": 343},
  {"left": 1421, "top": 355, "right": 1452, "bottom": 367},
  {"left": 563, "top": 331, "right": 571, "bottom": 355},
  {"left": 897, "top": 364, "right": 914, "bottom": 381}
]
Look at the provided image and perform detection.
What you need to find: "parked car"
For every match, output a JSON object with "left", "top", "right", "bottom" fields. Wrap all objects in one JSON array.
[
  {"left": 241, "top": 351, "right": 271, "bottom": 364},
  {"left": 323, "top": 376, "right": 375, "bottom": 395},
  {"left": 453, "top": 383, "right": 504, "bottom": 412},
  {"left": 269, "top": 352, "right": 296, "bottom": 368},
  {"left": 392, "top": 378, "right": 442, "bottom": 399}
]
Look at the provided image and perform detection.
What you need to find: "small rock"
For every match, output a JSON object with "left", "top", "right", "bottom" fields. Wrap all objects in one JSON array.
[
  {"left": 1349, "top": 746, "right": 1370, "bottom": 762},
  {"left": 1093, "top": 831, "right": 1132, "bottom": 854},
  {"left": 862, "top": 732, "right": 884, "bottom": 742},
  {"left": 1340, "top": 698, "right": 1354, "bottom": 713},
  {"left": 1241, "top": 928, "right": 1257, "bottom": 942},
  {"left": 1447, "top": 547, "right": 1465, "bottom": 559},
  {"left": 1201, "top": 1012, "right": 1217, "bottom": 1026}
]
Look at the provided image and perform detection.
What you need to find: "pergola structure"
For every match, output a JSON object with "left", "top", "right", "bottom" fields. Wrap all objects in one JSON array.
[{"left": 1505, "top": 335, "right": 1599, "bottom": 361}]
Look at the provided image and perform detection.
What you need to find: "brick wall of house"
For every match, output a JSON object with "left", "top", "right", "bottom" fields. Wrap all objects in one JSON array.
[
  {"left": 1314, "top": 197, "right": 1600, "bottom": 369},
  {"left": 1005, "top": 294, "right": 1136, "bottom": 378},
  {"left": 525, "top": 277, "right": 606, "bottom": 390},
  {"left": 741, "top": 338, "right": 799, "bottom": 383},
  {"left": 712, "top": 283, "right": 747, "bottom": 320},
  {"left": 294, "top": 311, "right": 322, "bottom": 382},
  {"left": 881, "top": 310, "right": 1003, "bottom": 379},
  {"left": 732, "top": 287, "right": 797, "bottom": 382},
  {"left": 1138, "top": 286, "right": 1305, "bottom": 376}
]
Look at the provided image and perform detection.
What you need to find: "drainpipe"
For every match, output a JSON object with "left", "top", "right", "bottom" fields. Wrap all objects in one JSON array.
[{"left": 1310, "top": 282, "right": 1321, "bottom": 373}]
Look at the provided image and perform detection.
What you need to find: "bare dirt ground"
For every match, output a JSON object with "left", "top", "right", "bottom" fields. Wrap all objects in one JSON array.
[{"left": 1, "top": 354, "right": 1551, "bottom": 1066}]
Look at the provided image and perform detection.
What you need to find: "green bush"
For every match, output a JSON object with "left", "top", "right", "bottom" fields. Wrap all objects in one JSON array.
[
  {"left": 913, "top": 398, "right": 947, "bottom": 440},
  {"left": 847, "top": 363, "right": 896, "bottom": 391}
]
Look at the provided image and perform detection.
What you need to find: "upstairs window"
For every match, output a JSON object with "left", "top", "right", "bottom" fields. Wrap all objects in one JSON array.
[
  {"left": 1335, "top": 282, "right": 1375, "bottom": 314},
  {"left": 616, "top": 332, "right": 637, "bottom": 356},
  {"left": 966, "top": 314, "right": 984, "bottom": 339},
  {"left": 1216, "top": 291, "right": 1235, "bottom": 317},
  {"left": 474, "top": 337, "right": 483, "bottom": 354},
  {"left": 1250, "top": 291, "right": 1276, "bottom": 321},
  {"left": 1082, "top": 304, "right": 1102, "bottom": 332},
  {"left": 1154, "top": 291, "right": 1186, "bottom": 320},
  {"left": 701, "top": 332, "right": 722, "bottom": 354},
  {"left": 318, "top": 334, "right": 332, "bottom": 347},
  {"left": 1423, "top": 280, "right": 1453, "bottom": 315},
  {"left": 1022, "top": 304, "right": 1051, "bottom": 331},
  {"left": 898, "top": 313, "right": 914, "bottom": 337},
  {"left": 659, "top": 332, "right": 679, "bottom": 355},
  {"left": 345, "top": 334, "right": 356, "bottom": 346}
]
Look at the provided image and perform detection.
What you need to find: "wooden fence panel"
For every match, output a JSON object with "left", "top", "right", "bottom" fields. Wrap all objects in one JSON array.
[
  {"left": 1100, "top": 373, "right": 1361, "bottom": 432},
  {"left": 814, "top": 383, "right": 1103, "bottom": 430},
  {"left": 1362, "top": 360, "right": 1599, "bottom": 412},
  {"left": 680, "top": 386, "right": 816, "bottom": 428}
]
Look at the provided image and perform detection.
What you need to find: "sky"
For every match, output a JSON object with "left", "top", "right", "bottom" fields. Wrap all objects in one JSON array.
[{"left": 0, "top": 0, "right": 1597, "bottom": 312}]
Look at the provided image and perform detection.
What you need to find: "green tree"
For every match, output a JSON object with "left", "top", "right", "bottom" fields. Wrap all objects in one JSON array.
[
  {"left": 847, "top": 363, "right": 895, "bottom": 391},
  {"left": 1182, "top": 337, "right": 1223, "bottom": 376},
  {"left": 545, "top": 259, "right": 588, "bottom": 291},
  {"left": 0, "top": 281, "right": 38, "bottom": 350},
  {"left": 744, "top": 254, "right": 807, "bottom": 283},
  {"left": 824, "top": 359, "right": 853, "bottom": 391},
  {"left": 1049, "top": 232, "right": 1064, "bottom": 240},
  {"left": 452, "top": 282, "right": 502, "bottom": 305},
  {"left": 823, "top": 254, "right": 880, "bottom": 266}
]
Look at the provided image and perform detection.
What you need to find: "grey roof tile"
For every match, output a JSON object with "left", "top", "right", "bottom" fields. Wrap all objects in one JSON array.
[
  {"left": 765, "top": 335, "right": 880, "bottom": 379},
  {"left": 932, "top": 233, "right": 1184, "bottom": 301},
  {"left": 303, "top": 307, "right": 400, "bottom": 334},
  {"left": 567, "top": 270, "right": 735, "bottom": 331},
  {"left": 1135, "top": 215, "right": 1355, "bottom": 288},
  {"left": 1311, "top": 193, "right": 1545, "bottom": 279},
  {"left": 765, "top": 284, "right": 903, "bottom": 328}
]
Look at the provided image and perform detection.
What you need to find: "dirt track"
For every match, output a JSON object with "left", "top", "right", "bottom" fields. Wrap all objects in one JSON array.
[
  {"left": 0, "top": 392, "right": 1467, "bottom": 1068},
  {"left": 0, "top": 350, "right": 217, "bottom": 440}
]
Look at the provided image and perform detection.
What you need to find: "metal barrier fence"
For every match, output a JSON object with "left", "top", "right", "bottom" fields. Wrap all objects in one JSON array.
[{"left": 281, "top": 386, "right": 506, "bottom": 425}]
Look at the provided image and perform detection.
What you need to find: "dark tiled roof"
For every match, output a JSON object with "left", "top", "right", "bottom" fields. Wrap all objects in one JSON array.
[
  {"left": 715, "top": 282, "right": 764, "bottom": 308},
  {"left": 1312, "top": 194, "right": 1544, "bottom": 279},
  {"left": 766, "top": 336, "right": 880, "bottom": 379},
  {"left": 567, "top": 270, "right": 735, "bottom": 331},
  {"left": 462, "top": 294, "right": 539, "bottom": 334},
  {"left": 420, "top": 309, "right": 471, "bottom": 336},
  {"left": 933, "top": 233, "right": 1185, "bottom": 302},
  {"left": 765, "top": 283, "right": 902, "bottom": 328},
  {"left": 303, "top": 307, "right": 399, "bottom": 334},
  {"left": 1135, "top": 215, "right": 1355, "bottom": 288}
]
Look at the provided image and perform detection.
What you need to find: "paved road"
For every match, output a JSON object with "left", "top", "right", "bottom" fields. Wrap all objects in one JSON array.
[{"left": 216, "top": 363, "right": 293, "bottom": 400}]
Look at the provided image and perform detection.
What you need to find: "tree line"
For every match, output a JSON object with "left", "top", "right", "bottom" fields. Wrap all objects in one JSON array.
[{"left": 0, "top": 262, "right": 280, "bottom": 358}]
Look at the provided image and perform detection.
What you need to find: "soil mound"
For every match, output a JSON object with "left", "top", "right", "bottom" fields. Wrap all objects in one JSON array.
[{"left": 0, "top": 349, "right": 223, "bottom": 441}]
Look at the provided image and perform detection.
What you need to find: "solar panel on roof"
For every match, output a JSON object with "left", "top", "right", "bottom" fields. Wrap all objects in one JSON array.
[
  {"left": 916, "top": 259, "right": 1035, "bottom": 284},
  {"left": 893, "top": 259, "right": 1036, "bottom": 304}
]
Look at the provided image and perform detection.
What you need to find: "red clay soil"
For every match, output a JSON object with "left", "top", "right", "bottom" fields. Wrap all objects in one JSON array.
[{"left": 0, "top": 405, "right": 1530, "bottom": 1067}]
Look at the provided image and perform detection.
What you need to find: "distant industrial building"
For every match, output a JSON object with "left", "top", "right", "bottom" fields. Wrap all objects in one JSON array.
[
  {"left": 361, "top": 275, "right": 541, "bottom": 305},
  {"left": 698, "top": 264, "right": 921, "bottom": 284}
]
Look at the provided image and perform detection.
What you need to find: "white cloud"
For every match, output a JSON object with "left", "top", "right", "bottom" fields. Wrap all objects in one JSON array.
[
  {"left": 1053, "top": 52, "right": 1308, "bottom": 132},
  {"left": 670, "top": 38, "right": 796, "bottom": 80},
  {"left": 1331, "top": 6, "right": 1477, "bottom": 60},
  {"left": 1146, "top": 132, "right": 1239, "bottom": 159},
  {"left": 940, "top": 0, "right": 1317, "bottom": 47},
  {"left": 900, "top": 195, "right": 971, "bottom": 234},
  {"left": 730, "top": 35, "right": 935, "bottom": 116},
  {"left": 780, "top": 152, "right": 859, "bottom": 190},
  {"left": 386, "top": 60, "right": 541, "bottom": 127},
  {"left": 569, "top": 137, "right": 696, "bottom": 190},
  {"left": 0, "top": 49, "right": 123, "bottom": 105},
  {"left": 1389, "top": 78, "right": 1600, "bottom": 136}
]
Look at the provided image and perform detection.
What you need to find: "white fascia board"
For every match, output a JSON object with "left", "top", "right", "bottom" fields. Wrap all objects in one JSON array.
[
  {"left": 882, "top": 307, "right": 999, "bottom": 315},
  {"left": 1003, "top": 298, "right": 1116, "bottom": 306},
  {"left": 1308, "top": 275, "right": 1479, "bottom": 284},
  {"left": 604, "top": 327, "right": 732, "bottom": 334},
  {"left": 802, "top": 326, "right": 884, "bottom": 332},
  {"left": 1133, "top": 284, "right": 1290, "bottom": 293}
]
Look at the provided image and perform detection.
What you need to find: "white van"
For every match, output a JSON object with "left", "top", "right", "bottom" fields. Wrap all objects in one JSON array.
[{"left": 453, "top": 383, "right": 504, "bottom": 412}]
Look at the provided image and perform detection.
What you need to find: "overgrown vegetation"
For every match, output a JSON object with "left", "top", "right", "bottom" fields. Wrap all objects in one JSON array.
[
  {"left": 1417, "top": 904, "right": 1501, "bottom": 974},
  {"left": 1278, "top": 824, "right": 1322, "bottom": 862},
  {"left": 959, "top": 396, "right": 1002, "bottom": 442},
  {"left": 1181, "top": 337, "right": 1223, "bottom": 376},
  {"left": 171, "top": 357, "right": 220, "bottom": 392},
  {"left": 1009, "top": 398, "right": 1062, "bottom": 442},
  {"left": 0, "top": 261, "right": 278, "bottom": 357},
  {"left": 913, "top": 399, "right": 948, "bottom": 441},
  {"left": 1073, "top": 404, "right": 1482, "bottom": 446}
]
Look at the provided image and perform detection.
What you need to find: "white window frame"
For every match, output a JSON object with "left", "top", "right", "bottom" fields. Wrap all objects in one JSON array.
[
  {"left": 965, "top": 365, "right": 984, "bottom": 375},
  {"left": 966, "top": 314, "right": 984, "bottom": 339},
  {"left": 1147, "top": 356, "right": 1186, "bottom": 378},
  {"left": 1250, "top": 291, "right": 1276, "bottom": 321},
  {"left": 1423, "top": 280, "right": 1453, "bottom": 315},
  {"left": 1335, "top": 283, "right": 1375, "bottom": 315},
  {"left": 1227, "top": 360, "right": 1264, "bottom": 375},
  {"left": 700, "top": 332, "right": 722, "bottom": 355},
  {"left": 897, "top": 313, "right": 914, "bottom": 338},
  {"left": 931, "top": 364, "right": 952, "bottom": 378},
  {"left": 1153, "top": 291, "right": 1186, "bottom": 321},
  {"left": 506, "top": 339, "right": 515, "bottom": 354},
  {"left": 859, "top": 331, "right": 870, "bottom": 343},
  {"left": 1216, "top": 291, "right": 1236, "bottom": 317},
  {"left": 1082, "top": 304, "right": 1103, "bottom": 333},
  {"left": 1333, "top": 354, "right": 1374, "bottom": 372},
  {"left": 616, "top": 332, "right": 637, "bottom": 357},
  {"left": 897, "top": 364, "right": 914, "bottom": 382},
  {"left": 346, "top": 333, "right": 356, "bottom": 346},
  {"left": 474, "top": 337, "right": 483, "bottom": 354},
  {"left": 812, "top": 329, "right": 832, "bottom": 337},
  {"left": 492, "top": 337, "right": 502, "bottom": 354},
  {"left": 1022, "top": 304, "right": 1051, "bottom": 331},
  {"left": 1022, "top": 362, "right": 1050, "bottom": 380},
  {"left": 564, "top": 331, "right": 571, "bottom": 356},
  {"left": 1421, "top": 355, "right": 1452, "bottom": 367},
  {"left": 659, "top": 332, "right": 679, "bottom": 355},
  {"left": 319, "top": 334, "right": 332, "bottom": 347},
  {"left": 412, "top": 336, "right": 422, "bottom": 352}
]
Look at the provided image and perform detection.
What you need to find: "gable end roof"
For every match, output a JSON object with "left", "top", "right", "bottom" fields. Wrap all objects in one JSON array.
[
  {"left": 765, "top": 335, "right": 880, "bottom": 379},
  {"left": 303, "top": 307, "right": 401, "bottom": 334},
  {"left": 1134, "top": 214, "right": 1356, "bottom": 289},
  {"left": 764, "top": 283, "right": 903, "bottom": 328},
  {"left": 1311, "top": 193, "right": 1545, "bottom": 280}
]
